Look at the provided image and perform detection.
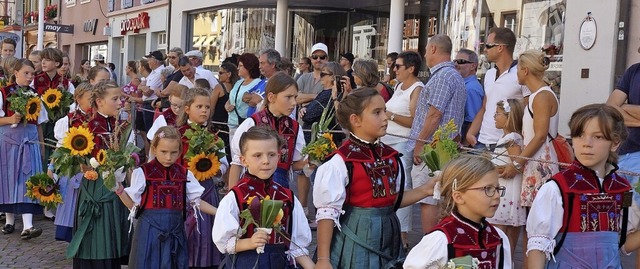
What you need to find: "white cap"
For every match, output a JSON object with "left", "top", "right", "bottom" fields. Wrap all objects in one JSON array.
[
  {"left": 311, "top": 43, "right": 328, "bottom": 55},
  {"left": 185, "top": 50, "right": 203, "bottom": 59}
]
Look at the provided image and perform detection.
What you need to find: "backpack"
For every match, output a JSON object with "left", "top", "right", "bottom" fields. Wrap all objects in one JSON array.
[{"left": 379, "top": 82, "right": 395, "bottom": 102}]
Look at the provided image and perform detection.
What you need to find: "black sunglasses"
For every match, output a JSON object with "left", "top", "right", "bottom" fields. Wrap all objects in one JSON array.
[
  {"left": 320, "top": 72, "right": 332, "bottom": 77},
  {"left": 394, "top": 63, "right": 405, "bottom": 69},
  {"left": 453, "top": 59, "right": 474, "bottom": 65},
  {"left": 312, "top": 55, "right": 327, "bottom": 60},
  {"left": 484, "top": 43, "right": 508, "bottom": 49}
]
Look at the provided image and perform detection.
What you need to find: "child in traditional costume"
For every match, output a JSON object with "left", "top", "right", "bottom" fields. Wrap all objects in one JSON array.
[
  {"left": 213, "top": 126, "right": 314, "bottom": 268},
  {"left": 177, "top": 87, "right": 229, "bottom": 268},
  {"left": 0, "top": 59, "right": 48, "bottom": 239},
  {"left": 66, "top": 81, "right": 131, "bottom": 269},
  {"left": 228, "top": 72, "right": 306, "bottom": 188},
  {"left": 527, "top": 104, "right": 632, "bottom": 269},
  {"left": 404, "top": 155, "right": 512, "bottom": 268},
  {"left": 314, "top": 88, "right": 435, "bottom": 269},
  {"left": 50, "top": 82, "right": 93, "bottom": 242},
  {"left": 116, "top": 126, "right": 217, "bottom": 269}
]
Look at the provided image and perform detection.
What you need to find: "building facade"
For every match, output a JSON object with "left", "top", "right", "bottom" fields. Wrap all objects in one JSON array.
[{"left": 59, "top": 0, "right": 109, "bottom": 75}]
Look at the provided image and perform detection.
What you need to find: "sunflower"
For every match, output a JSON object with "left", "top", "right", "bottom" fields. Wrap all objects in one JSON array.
[
  {"left": 96, "top": 149, "right": 107, "bottom": 165},
  {"left": 42, "top": 88, "right": 63, "bottom": 109},
  {"left": 63, "top": 126, "right": 95, "bottom": 156},
  {"left": 188, "top": 153, "right": 221, "bottom": 181},
  {"left": 25, "top": 97, "right": 41, "bottom": 122}
]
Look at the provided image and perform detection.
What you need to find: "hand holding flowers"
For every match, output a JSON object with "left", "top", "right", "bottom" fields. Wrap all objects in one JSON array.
[
  {"left": 239, "top": 195, "right": 285, "bottom": 253},
  {"left": 7, "top": 87, "right": 41, "bottom": 128}
]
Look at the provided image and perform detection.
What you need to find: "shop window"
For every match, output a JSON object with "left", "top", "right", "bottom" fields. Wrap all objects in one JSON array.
[
  {"left": 502, "top": 12, "right": 517, "bottom": 33},
  {"left": 122, "top": 0, "right": 133, "bottom": 9},
  {"left": 65, "top": 0, "right": 76, "bottom": 7},
  {"left": 157, "top": 32, "right": 167, "bottom": 51}
]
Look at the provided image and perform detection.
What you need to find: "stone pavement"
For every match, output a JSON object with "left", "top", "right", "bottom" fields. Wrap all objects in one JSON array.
[{"left": 1, "top": 210, "right": 637, "bottom": 268}]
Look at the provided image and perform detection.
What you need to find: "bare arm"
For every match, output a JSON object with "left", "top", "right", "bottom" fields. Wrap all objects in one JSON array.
[
  {"left": 198, "top": 200, "right": 217, "bottom": 215},
  {"left": 242, "top": 92, "right": 263, "bottom": 107},
  {"left": 527, "top": 250, "right": 547, "bottom": 269},
  {"left": 400, "top": 173, "right": 435, "bottom": 207},
  {"left": 314, "top": 219, "right": 335, "bottom": 269},
  {"left": 210, "top": 85, "right": 223, "bottom": 118},
  {"left": 228, "top": 164, "right": 243, "bottom": 187},
  {"left": 465, "top": 95, "right": 487, "bottom": 146},
  {"left": 412, "top": 105, "right": 443, "bottom": 165},
  {"left": 607, "top": 89, "right": 640, "bottom": 127},
  {"left": 116, "top": 186, "right": 135, "bottom": 209}
]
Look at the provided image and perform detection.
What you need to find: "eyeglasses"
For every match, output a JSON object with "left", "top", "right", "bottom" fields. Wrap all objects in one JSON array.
[
  {"left": 394, "top": 64, "right": 405, "bottom": 69},
  {"left": 170, "top": 102, "right": 182, "bottom": 109},
  {"left": 320, "top": 72, "right": 332, "bottom": 77},
  {"left": 466, "top": 185, "right": 506, "bottom": 197},
  {"left": 218, "top": 71, "right": 228, "bottom": 75},
  {"left": 311, "top": 54, "right": 327, "bottom": 60},
  {"left": 453, "top": 59, "right": 474, "bottom": 65},
  {"left": 167, "top": 56, "right": 177, "bottom": 59},
  {"left": 484, "top": 43, "right": 508, "bottom": 49}
]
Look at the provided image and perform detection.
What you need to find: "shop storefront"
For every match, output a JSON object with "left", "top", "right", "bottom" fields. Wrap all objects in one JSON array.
[
  {"left": 59, "top": 0, "right": 109, "bottom": 74},
  {"left": 108, "top": 5, "right": 168, "bottom": 84}
]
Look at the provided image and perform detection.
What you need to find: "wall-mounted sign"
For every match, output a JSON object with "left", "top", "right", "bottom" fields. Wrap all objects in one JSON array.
[
  {"left": 83, "top": 19, "right": 98, "bottom": 35},
  {"left": 579, "top": 12, "right": 597, "bottom": 50},
  {"left": 120, "top": 12, "right": 150, "bottom": 35},
  {"left": 43, "top": 23, "right": 74, "bottom": 34}
]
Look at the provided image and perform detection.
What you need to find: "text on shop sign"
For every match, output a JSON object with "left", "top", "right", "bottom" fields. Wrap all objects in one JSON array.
[{"left": 120, "top": 12, "right": 150, "bottom": 35}]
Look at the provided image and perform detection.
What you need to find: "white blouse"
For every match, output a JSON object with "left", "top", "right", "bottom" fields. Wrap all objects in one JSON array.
[
  {"left": 124, "top": 167, "right": 205, "bottom": 206},
  {"left": 312, "top": 152, "right": 403, "bottom": 229},
  {"left": 212, "top": 191, "right": 312, "bottom": 259},
  {"left": 403, "top": 227, "right": 512, "bottom": 269},
  {"left": 230, "top": 116, "right": 306, "bottom": 167},
  {"left": 526, "top": 176, "right": 640, "bottom": 260}
]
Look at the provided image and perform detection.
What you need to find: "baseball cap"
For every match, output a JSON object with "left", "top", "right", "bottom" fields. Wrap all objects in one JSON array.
[
  {"left": 93, "top": 54, "right": 105, "bottom": 62},
  {"left": 340, "top": 52, "right": 355, "bottom": 64},
  {"left": 185, "top": 50, "right": 203, "bottom": 59},
  {"left": 145, "top": 50, "right": 165, "bottom": 61},
  {"left": 311, "top": 43, "right": 328, "bottom": 55}
]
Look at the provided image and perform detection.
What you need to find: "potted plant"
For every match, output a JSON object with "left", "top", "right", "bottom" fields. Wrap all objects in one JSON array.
[{"left": 45, "top": 4, "right": 57, "bottom": 21}]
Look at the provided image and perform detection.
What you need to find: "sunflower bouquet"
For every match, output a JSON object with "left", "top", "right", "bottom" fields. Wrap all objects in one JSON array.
[
  {"left": 0, "top": 77, "right": 7, "bottom": 88},
  {"left": 239, "top": 195, "right": 285, "bottom": 253},
  {"left": 50, "top": 125, "right": 95, "bottom": 177},
  {"left": 25, "top": 173, "right": 63, "bottom": 211},
  {"left": 89, "top": 122, "right": 141, "bottom": 191},
  {"left": 420, "top": 119, "right": 460, "bottom": 175},
  {"left": 42, "top": 86, "right": 74, "bottom": 121},
  {"left": 302, "top": 99, "right": 338, "bottom": 165},
  {"left": 6, "top": 86, "right": 41, "bottom": 128},
  {"left": 183, "top": 123, "right": 226, "bottom": 181}
]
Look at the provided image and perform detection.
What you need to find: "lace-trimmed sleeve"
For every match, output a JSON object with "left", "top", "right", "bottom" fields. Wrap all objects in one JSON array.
[{"left": 526, "top": 181, "right": 564, "bottom": 260}]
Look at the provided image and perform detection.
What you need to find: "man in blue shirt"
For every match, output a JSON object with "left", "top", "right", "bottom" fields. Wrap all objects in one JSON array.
[{"left": 454, "top": 48, "right": 484, "bottom": 145}]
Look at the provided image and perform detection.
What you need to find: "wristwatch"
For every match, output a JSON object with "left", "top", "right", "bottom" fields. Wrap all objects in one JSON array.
[
  {"left": 389, "top": 113, "right": 395, "bottom": 121},
  {"left": 512, "top": 160, "right": 522, "bottom": 170}
]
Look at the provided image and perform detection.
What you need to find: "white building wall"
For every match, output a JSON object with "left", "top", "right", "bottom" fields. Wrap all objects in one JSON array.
[{"left": 558, "top": 0, "right": 620, "bottom": 135}]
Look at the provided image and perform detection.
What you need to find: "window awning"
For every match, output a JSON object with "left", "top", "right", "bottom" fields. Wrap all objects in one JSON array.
[
  {"left": 205, "top": 35, "right": 216, "bottom": 47},
  {"left": 192, "top": 36, "right": 205, "bottom": 48}
]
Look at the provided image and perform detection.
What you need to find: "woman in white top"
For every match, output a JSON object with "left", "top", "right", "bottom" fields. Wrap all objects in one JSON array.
[
  {"left": 501, "top": 49, "right": 559, "bottom": 262},
  {"left": 381, "top": 51, "right": 423, "bottom": 250}
]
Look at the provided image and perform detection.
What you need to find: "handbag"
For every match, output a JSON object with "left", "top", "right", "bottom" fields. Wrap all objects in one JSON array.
[{"left": 527, "top": 105, "right": 574, "bottom": 165}]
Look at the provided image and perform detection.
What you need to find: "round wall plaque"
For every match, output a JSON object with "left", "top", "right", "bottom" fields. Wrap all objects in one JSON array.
[{"left": 579, "top": 13, "right": 597, "bottom": 50}]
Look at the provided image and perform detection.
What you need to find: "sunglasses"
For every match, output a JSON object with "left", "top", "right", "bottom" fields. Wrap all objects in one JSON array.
[
  {"left": 320, "top": 72, "right": 332, "bottom": 77},
  {"left": 167, "top": 56, "right": 177, "bottom": 59},
  {"left": 312, "top": 54, "right": 327, "bottom": 60},
  {"left": 394, "top": 63, "right": 405, "bottom": 69},
  {"left": 453, "top": 59, "right": 474, "bottom": 65},
  {"left": 484, "top": 43, "right": 508, "bottom": 49}
]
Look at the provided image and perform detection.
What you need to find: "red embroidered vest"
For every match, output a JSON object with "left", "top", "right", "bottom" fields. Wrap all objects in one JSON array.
[
  {"left": 88, "top": 114, "right": 119, "bottom": 156},
  {"left": 332, "top": 137, "right": 401, "bottom": 208},
  {"left": 139, "top": 159, "right": 188, "bottom": 210},
  {"left": 251, "top": 109, "right": 299, "bottom": 171},
  {"left": 162, "top": 107, "right": 177, "bottom": 126},
  {"left": 433, "top": 213, "right": 504, "bottom": 269},
  {"left": 33, "top": 72, "right": 70, "bottom": 95},
  {"left": 67, "top": 109, "right": 91, "bottom": 128},
  {"left": 231, "top": 173, "right": 294, "bottom": 245},
  {"left": 551, "top": 161, "right": 631, "bottom": 233},
  {"left": 1, "top": 85, "right": 39, "bottom": 125}
]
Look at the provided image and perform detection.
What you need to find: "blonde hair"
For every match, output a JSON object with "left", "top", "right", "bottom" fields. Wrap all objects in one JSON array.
[
  {"left": 438, "top": 155, "right": 496, "bottom": 216},
  {"left": 496, "top": 99, "right": 524, "bottom": 134},
  {"left": 91, "top": 81, "right": 120, "bottom": 110},
  {"left": 177, "top": 87, "right": 211, "bottom": 126},
  {"left": 518, "top": 49, "right": 549, "bottom": 78},
  {"left": 2, "top": 56, "right": 18, "bottom": 83},
  {"left": 150, "top": 126, "right": 182, "bottom": 154},
  {"left": 74, "top": 82, "right": 93, "bottom": 102}
]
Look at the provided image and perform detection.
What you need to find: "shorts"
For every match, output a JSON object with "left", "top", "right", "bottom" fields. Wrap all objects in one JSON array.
[{"left": 411, "top": 163, "right": 438, "bottom": 205}]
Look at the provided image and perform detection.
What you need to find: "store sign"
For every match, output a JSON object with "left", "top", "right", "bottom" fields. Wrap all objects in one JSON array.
[
  {"left": 43, "top": 23, "right": 74, "bottom": 34},
  {"left": 84, "top": 19, "right": 98, "bottom": 35},
  {"left": 120, "top": 12, "right": 150, "bottom": 35}
]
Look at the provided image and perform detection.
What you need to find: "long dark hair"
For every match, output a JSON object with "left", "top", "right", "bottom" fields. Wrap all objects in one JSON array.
[{"left": 220, "top": 62, "right": 240, "bottom": 86}]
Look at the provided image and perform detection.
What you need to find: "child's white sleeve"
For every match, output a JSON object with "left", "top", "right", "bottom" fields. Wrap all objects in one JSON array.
[
  {"left": 288, "top": 195, "right": 312, "bottom": 259},
  {"left": 403, "top": 231, "right": 449, "bottom": 269},
  {"left": 53, "top": 116, "right": 70, "bottom": 147},
  {"left": 313, "top": 154, "right": 349, "bottom": 229},
  {"left": 292, "top": 124, "right": 306, "bottom": 163},
  {"left": 230, "top": 118, "right": 256, "bottom": 166},
  {"left": 526, "top": 181, "right": 564, "bottom": 260},
  {"left": 218, "top": 148, "right": 229, "bottom": 176},
  {"left": 146, "top": 115, "right": 167, "bottom": 140},
  {"left": 185, "top": 171, "right": 205, "bottom": 204},
  {"left": 212, "top": 191, "right": 242, "bottom": 254},
  {"left": 495, "top": 226, "right": 513, "bottom": 269},
  {"left": 124, "top": 167, "right": 147, "bottom": 205}
]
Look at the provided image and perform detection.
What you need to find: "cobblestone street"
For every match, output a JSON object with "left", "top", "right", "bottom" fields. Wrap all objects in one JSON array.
[{"left": 1, "top": 209, "right": 637, "bottom": 268}]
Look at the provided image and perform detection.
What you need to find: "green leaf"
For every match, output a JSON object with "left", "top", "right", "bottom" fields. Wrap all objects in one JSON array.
[{"left": 260, "top": 200, "right": 283, "bottom": 228}]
